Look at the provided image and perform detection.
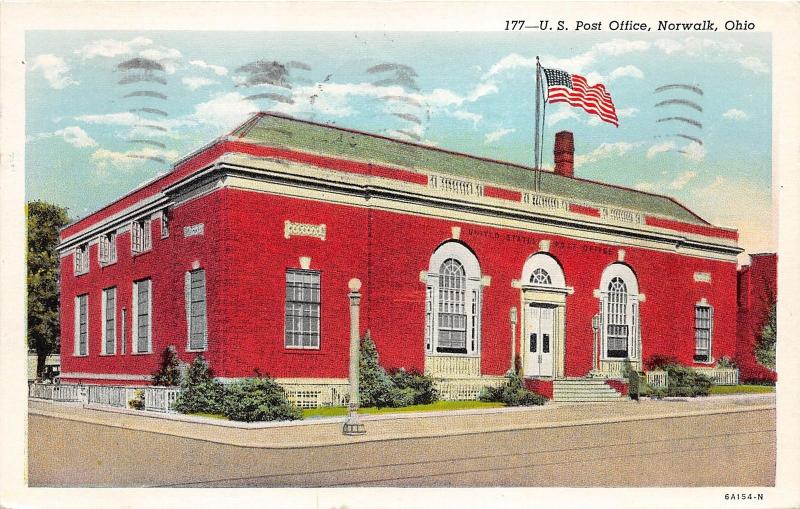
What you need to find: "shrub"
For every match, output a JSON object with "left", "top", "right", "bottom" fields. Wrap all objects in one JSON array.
[
  {"left": 716, "top": 356, "right": 738, "bottom": 369},
  {"left": 151, "top": 345, "right": 183, "bottom": 386},
  {"left": 479, "top": 372, "right": 546, "bottom": 406},
  {"left": 644, "top": 354, "right": 680, "bottom": 371},
  {"left": 359, "top": 332, "right": 421, "bottom": 408},
  {"left": 390, "top": 368, "right": 439, "bottom": 405},
  {"left": 222, "top": 376, "right": 302, "bottom": 422},
  {"left": 664, "top": 364, "right": 712, "bottom": 397},
  {"left": 128, "top": 389, "right": 145, "bottom": 410},
  {"left": 173, "top": 355, "right": 225, "bottom": 414},
  {"left": 755, "top": 303, "right": 776, "bottom": 370},
  {"left": 622, "top": 359, "right": 640, "bottom": 401}
]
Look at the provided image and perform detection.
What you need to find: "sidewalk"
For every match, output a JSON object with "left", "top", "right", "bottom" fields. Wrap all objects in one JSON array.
[{"left": 28, "top": 393, "right": 775, "bottom": 450}]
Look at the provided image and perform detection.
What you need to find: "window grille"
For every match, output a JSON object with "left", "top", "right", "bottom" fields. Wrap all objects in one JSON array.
[
  {"left": 285, "top": 270, "right": 321, "bottom": 349},
  {"left": 530, "top": 267, "right": 552, "bottom": 285},
  {"left": 134, "top": 279, "right": 151, "bottom": 353},
  {"left": 75, "top": 294, "right": 88, "bottom": 356},
  {"left": 186, "top": 269, "right": 207, "bottom": 350},
  {"left": 131, "top": 219, "right": 152, "bottom": 254},
  {"left": 75, "top": 244, "right": 89, "bottom": 275},
  {"left": 425, "top": 285, "right": 433, "bottom": 351},
  {"left": 606, "top": 277, "right": 629, "bottom": 358},
  {"left": 103, "top": 288, "right": 116, "bottom": 354},
  {"left": 694, "top": 304, "right": 713, "bottom": 362},
  {"left": 437, "top": 258, "right": 467, "bottom": 353},
  {"left": 99, "top": 232, "right": 117, "bottom": 265}
]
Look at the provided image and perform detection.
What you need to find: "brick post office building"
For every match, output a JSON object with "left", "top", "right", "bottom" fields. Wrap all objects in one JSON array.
[{"left": 58, "top": 113, "right": 744, "bottom": 404}]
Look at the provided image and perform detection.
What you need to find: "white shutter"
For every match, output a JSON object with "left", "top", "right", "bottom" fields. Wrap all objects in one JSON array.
[{"left": 144, "top": 220, "right": 152, "bottom": 249}]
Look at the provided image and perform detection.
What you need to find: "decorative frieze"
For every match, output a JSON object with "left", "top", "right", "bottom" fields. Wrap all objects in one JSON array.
[
  {"left": 694, "top": 272, "right": 712, "bottom": 283},
  {"left": 284, "top": 220, "right": 326, "bottom": 241}
]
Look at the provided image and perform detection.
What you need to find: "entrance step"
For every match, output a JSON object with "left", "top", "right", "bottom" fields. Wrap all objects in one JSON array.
[{"left": 552, "top": 378, "right": 626, "bottom": 402}]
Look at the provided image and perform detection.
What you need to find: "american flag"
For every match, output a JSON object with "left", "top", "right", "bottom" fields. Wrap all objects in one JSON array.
[{"left": 543, "top": 68, "right": 619, "bottom": 127}]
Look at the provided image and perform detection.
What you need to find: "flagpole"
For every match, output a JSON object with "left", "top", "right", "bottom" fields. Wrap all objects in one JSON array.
[{"left": 534, "top": 56, "right": 541, "bottom": 191}]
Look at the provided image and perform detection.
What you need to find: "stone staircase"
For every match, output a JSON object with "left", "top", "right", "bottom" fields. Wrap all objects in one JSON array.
[{"left": 552, "top": 378, "right": 625, "bottom": 402}]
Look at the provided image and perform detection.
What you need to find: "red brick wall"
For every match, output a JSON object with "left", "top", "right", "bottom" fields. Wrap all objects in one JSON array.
[{"left": 736, "top": 254, "right": 777, "bottom": 382}]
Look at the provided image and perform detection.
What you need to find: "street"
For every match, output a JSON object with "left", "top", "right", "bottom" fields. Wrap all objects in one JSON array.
[{"left": 28, "top": 406, "right": 775, "bottom": 487}]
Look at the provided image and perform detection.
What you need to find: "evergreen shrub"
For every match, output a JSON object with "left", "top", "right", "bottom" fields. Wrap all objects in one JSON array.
[
  {"left": 222, "top": 376, "right": 302, "bottom": 422},
  {"left": 173, "top": 355, "right": 225, "bottom": 414},
  {"left": 479, "top": 372, "right": 546, "bottom": 406}
]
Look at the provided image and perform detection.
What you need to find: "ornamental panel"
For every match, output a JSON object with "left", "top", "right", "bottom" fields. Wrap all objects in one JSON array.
[{"left": 284, "top": 220, "right": 327, "bottom": 241}]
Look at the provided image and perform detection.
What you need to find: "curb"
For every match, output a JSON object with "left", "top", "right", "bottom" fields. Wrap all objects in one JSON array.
[{"left": 29, "top": 398, "right": 776, "bottom": 450}]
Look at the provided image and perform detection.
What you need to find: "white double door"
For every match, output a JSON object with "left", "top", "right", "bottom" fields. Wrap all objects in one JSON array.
[{"left": 525, "top": 304, "right": 555, "bottom": 377}]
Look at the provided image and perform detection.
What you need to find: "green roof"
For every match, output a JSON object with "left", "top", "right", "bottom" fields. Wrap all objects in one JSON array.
[{"left": 232, "top": 113, "right": 707, "bottom": 225}]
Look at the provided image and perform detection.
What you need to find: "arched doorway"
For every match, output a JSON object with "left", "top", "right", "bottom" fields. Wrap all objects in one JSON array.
[{"left": 520, "top": 253, "right": 572, "bottom": 379}]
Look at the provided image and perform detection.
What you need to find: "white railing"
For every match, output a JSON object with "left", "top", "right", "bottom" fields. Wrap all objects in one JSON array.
[
  {"left": 434, "top": 377, "right": 504, "bottom": 401},
  {"left": 522, "top": 192, "right": 568, "bottom": 211},
  {"left": 424, "top": 355, "right": 481, "bottom": 379},
  {"left": 600, "top": 207, "right": 644, "bottom": 224},
  {"left": 697, "top": 367, "right": 739, "bottom": 386},
  {"left": 29, "top": 382, "right": 82, "bottom": 402},
  {"left": 429, "top": 174, "right": 484, "bottom": 197},
  {"left": 144, "top": 386, "right": 181, "bottom": 413},
  {"left": 646, "top": 368, "right": 739, "bottom": 388},
  {"left": 280, "top": 383, "right": 350, "bottom": 408},
  {"left": 599, "top": 359, "right": 642, "bottom": 379},
  {"left": 87, "top": 385, "right": 129, "bottom": 408},
  {"left": 646, "top": 370, "right": 668, "bottom": 389}
]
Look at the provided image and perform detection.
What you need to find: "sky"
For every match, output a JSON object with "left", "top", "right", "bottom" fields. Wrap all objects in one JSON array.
[{"left": 25, "top": 31, "right": 773, "bottom": 256}]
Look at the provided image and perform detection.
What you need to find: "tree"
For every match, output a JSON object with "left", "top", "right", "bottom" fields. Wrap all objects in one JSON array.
[
  {"left": 755, "top": 303, "right": 776, "bottom": 370},
  {"left": 151, "top": 345, "right": 183, "bottom": 386},
  {"left": 27, "top": 200, "right": 70, "bottom": 379}
]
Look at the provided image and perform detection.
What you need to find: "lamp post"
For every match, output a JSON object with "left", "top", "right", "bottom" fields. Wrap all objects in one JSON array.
[
  {"left": 508, "top": 307, "right": 518, "bottom": 375},
  {"left": 343, "top": 278, "right": 366, "bottom": 435},
  {"left": 590, "top": 313, "right": 600, "bottom": 377}
]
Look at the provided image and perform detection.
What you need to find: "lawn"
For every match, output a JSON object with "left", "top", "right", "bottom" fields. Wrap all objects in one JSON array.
[
  {"left": 709, "top": 384, "right": 775, "bottom": 395},
  {"left": 302, "top": 400, "right": 505, "bottom": 419}
]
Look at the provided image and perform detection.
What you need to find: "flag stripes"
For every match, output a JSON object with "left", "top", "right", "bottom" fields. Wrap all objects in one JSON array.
[{"left": 544, "top": 68, "right": 619, "bottom": 127}]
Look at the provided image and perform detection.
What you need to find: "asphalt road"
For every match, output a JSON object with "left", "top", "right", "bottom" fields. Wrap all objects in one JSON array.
[{"left": 28, "top": 408, "right": 775, "bottom": 487}]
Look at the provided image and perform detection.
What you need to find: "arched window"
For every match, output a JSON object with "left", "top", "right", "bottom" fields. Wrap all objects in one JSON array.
[
  {"left": 606, "top": 277, "right": 628, "bottom": 357},
  {"left": 530, "top": 268, "right": 552, "bottom": 285},
  {"left": 425, "top": 242, "right": 481, "bottom": 356},
  {"left": 599, "top": 264, "right": 640, "bottom": 360}
]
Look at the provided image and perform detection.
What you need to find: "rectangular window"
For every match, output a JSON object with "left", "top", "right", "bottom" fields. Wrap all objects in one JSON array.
[
  {"left": 98, "top": 232, "right": 117, "bottom": 265},
  {"left": 74, "top": 294, "right": 88, "bottom": 356},
  {"left": 133, "top": 279, "right": 152, "bottom": 353},
  {"left": 74, "top": 244, "right": 89, "bottom": 275},
  {"left": 694, "top": 305, "right": 713, "bottom": 362},
  {"left": 121, "top": 308, "right": 127, "bottom": 354},
  {"left": 131, "top": 218, "right": 152, "bottom": 254},
  {"left": 102, "top": 287, "right": 117, "bottom": 354},
  {"left": 284, "top": 269, "right": 320, "bottom": 349},
  {"left": 186, "top": 269, "right": 207, "bottom": 350},
  {"left": 161, "top": 210, "right": 170, "bottom": 238}
]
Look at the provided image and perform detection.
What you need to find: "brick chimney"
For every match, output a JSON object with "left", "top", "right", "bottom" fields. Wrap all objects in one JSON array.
[{"left": 554, "top": 131, "right": 574, "bottom": 178}]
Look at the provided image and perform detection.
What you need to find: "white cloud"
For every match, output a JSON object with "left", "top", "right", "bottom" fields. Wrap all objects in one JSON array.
[
  {"left": 547, "top": 105, "right": 579, "bottom": 127},
  {"left": 647, "top": 141, "right": 674, "bottom": 159},
  {"left": 466, "top": 82, "right": 498, "bottom": 102},
  {"left": 683, "top": 141, "right": 706, "bottom": 162},
  {"left": 91, "top": 147, "right": 179, "bottom": 173},
  {"left": 482, "top": 53, "right": 538, "bottom": 80},
  {"left": 76, "top": 112, "right": 141, "bottom": 126},
  {"left": 31, "top": 54, "right": 78, "bottom": 89},
  {"left": 609, "top": 65, "right": 644, "bottom": 81},
  {"left": 669, "top": 170, "right": 697, "bottom": 190},
  {"left": 139, "top": 47, "right": 182, "bottom": 74},
  {"left": 182, "top": 76, "right": 217, "bottom": 91},
  {"left": 55, "top": 126, "right": 97, "bottom": 148},
  {"left": 739, "top": 56, "right": 769, "bottom": 74},
  {"left": 654, "top": 37, "right": 742, "bottom": 58},
  {"left": 617, "top": 107, "right": 639, "bottom": 118},
  {"left": 450, "top": 110, "right": 482, "bottom": 128},
  {"left": 74, "top": 37, "right": 152, "bottom": 59},
  {"left": 189, "top": 60, "right": 228, "bottom": 76},
  {"left": 574, "top": 142, "right": 635, "bottom": 168},
  {"left": 723, "top": 108, "right": 750, "bottom": 121},
  {"left": 690, "top": 176, "right": 774, "bottom": 253},
  {"left": 190, "top": 92, "right": 259, "bottom": 130},
  {"left": 484, "top": 128, "right": 515, "bottom": 144}
]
